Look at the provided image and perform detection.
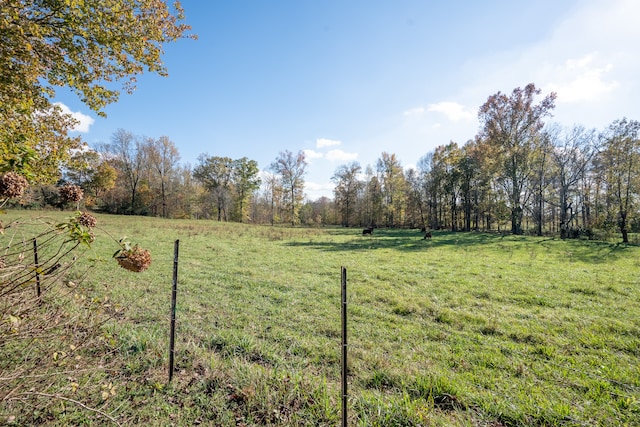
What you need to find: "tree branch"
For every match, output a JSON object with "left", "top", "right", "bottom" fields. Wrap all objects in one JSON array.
[{"left": 13, "top": 392, "right": 121, "bottom": 426}]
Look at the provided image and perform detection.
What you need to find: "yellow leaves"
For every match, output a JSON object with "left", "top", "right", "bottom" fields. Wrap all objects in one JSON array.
[
  {"left": 2, "top": 315, "right": 20, "bottom": 334},
  {"left": 151, "top": 381, "right": 165, "bottom": 392},
  {"left": 2, "top": 0, "right": 194, "bottom": 178},
  {"left": 52, "top": 351, "right": 66, "bottom": 363},
  {"left": 101, "top": 382, "right": 116, "bottom": 400}
]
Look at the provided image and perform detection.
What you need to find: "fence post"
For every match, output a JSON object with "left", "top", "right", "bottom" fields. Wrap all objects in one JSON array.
[
  {"left": 33, "top": 239, "right": 41, "bottom": 299},
  {"left": 169, "top": 239, "right": 179, "bottom": 382},
  {"left": 341, "top": 266, "right": 348, "bottom": 427}
]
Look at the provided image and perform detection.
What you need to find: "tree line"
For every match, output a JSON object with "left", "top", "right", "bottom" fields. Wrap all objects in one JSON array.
[
  {"left": 333, "top": 84, "right": 640, "bottom": 243},
  {"left": 2, "top": 2, "right": 638, "bottom": 242},
  {"left": 15, "top": 83, "right": 640, "bottom": 243}
]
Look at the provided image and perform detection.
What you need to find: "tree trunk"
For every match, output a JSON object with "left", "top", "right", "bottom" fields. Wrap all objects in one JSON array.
[
  {"left": 161, "top": 181, "right": 167, "bottom": 218},
  {"left": 511, "top": 206, "right": 523, "bottom": 235},
  {"left": 619, "top": 211, "right": 629, "bottom": 243},
  {"left": 130, "top": 187, "right": 136, "bottom": 215},
  {"left": 291, "top": 188, "right": 295, "bottom": 226}
]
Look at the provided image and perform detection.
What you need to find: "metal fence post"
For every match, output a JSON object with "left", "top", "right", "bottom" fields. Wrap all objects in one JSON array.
[
  {"left": 169, "top": 239, "right": 179, "bottom": 382},
  {"left": 33, "top": 239, "right": 41, "bottom": 299},
  {"left": 341, "top": 266, "right": 348, "bottom": 427}
]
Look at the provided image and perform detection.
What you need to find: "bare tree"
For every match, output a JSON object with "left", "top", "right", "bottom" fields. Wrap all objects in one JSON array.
[
  {"left": 105, "top": 129, "right": 147, "bottom": 214},
  {"left": 270, "top": 150, "right": 307, "bottom": 226},
  {"left": 145, "top": 136, "right": 181, "bottom": 218},
  {"left": 548, "top": 124, "right": 598, "bottom": 238}
]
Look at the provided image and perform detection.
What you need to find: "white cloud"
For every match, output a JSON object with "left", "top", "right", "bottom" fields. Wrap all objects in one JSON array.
[
  {"left": 316, "top": 138, "right": 341, "bottom": 148},
  {"left": 460, "top": 0, "right": 640, "bottom": 128},
  {"left": 325, "top": 149, "right": 358, "bottom": 162},
  {"left": 426, "top": 102, "right": 475, "bottom": 122},
  {"left": 546, "top": 54, "right": 619, "bottom": 103},
  {"left": 303, "top": 149, "right": 324, "bottom": 160},
  {"left": 305, "top": 181, "right": 335, "bottom": 199},
  {"left": 54, "top": 102, "right": 94, "bottom": 133}
]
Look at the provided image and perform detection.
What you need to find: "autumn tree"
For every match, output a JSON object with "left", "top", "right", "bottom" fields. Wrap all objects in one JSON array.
[
  {"left": 0, "top": 3, "right": 185, "bottom": 417},
  {"left": 270, "top": 150, "right": 307, "bottom": 226},
  {"left": 361, "top": 165, "right": 382, "bottom": 227},
  {"left": 174, "top": 163, "right": 205, "bottom": 219},
  {"left": 193, "top": 155, "right": 235, "bottom": 221},
  {"left": 529, "top": 133, "right": 554, "bottom": 236},
  {"left": 232, "top": 157, "right": 261, "bottom": 222},
  {"left": 376, "top": 152, "right": 406, "bottom": 227},
  {"left": 548, "top": 125, "right": 598, "bottom": 238},
  {"left": 65, "top": 147, "right": 117, "bottom": 206},
  {"left": 478, "top": 83, "right": 556, "bottom": 234},
  {"left": 599, "top": 118, "right": 640, "bottom": 243},
  {"left": 0, "top": 0, "right": 192, "bottom": 183},
  {"left": 331, "top": 162, "right": 362, "bottom": 227},
  {"left": 261, "top": 172, "right": 283, "bottom": 225},
  {"left": 432, "top": 143, "right": 463, "bottom": 231},
  {"left": 0, "top": 104, "right": 80, "bottom": 184},
  {"left": 418, "top": 152, "right": 446, "bottom": 230},
  {"left": 404, "top": 167, "right": 426, "bottom": 229},
  {"left": 65, "top": 147, "right": 102, "bottom": 188},
  {"left": 89, "top": 163, "right": 118, "bottom": 204},
  {"left": 458, "top": 140, "right": 486, "bottom": 231},
  {"left": 305, "top": 196, "right": 335, "bottom": 226},
  {"left": 101, "top": 129, "right": 147, "bottom": 214}
]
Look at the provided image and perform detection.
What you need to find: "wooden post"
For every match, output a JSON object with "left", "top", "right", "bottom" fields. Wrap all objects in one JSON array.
[
  {"left": 33, "top": 239, "right": 41, "bottom": 298},
  {"left": 169, "top": 239, "right": 179, "bottom": 382},
  {"left": 341, "top": 266, "right": 348, "bottom": 427}
]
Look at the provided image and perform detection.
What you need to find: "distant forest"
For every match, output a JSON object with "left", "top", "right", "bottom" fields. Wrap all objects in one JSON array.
[{"left": 13, "top": 84, "right": 640, "bottom": 243}]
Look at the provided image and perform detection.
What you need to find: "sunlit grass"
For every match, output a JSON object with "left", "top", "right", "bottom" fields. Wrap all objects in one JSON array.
[{"left": 2, "top": 210, "right": 639, "bottom": 425}]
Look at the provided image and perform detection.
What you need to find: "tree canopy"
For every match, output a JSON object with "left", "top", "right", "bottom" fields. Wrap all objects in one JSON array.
[
  {"left": 0, "top": 0, "right": 193, "bottom": 182},
  {"left": 478, "top": 83, "right": 557, "bottom": 234}
]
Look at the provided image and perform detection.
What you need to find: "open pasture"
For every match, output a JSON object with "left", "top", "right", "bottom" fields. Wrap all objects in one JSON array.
[{"left": 2, "top": 211, "right": 639, "bottom": 426}]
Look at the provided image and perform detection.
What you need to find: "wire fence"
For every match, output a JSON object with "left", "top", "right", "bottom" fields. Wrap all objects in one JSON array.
[
  {"left": 7, "top": 226, "right": 630, "bottom": 426},
  {"left": 160, "top": 246, "right": 640, "bottom": 427}
]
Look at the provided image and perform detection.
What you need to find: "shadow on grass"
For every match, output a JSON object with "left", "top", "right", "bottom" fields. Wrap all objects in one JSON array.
[
  {"left": 284, "top": 229, "right": 504, "bottom": 252},
  {"left": 536, "top": 238, "right": 632, "bottom": 263},
  {"left": 283, "top": 228, "right": 634, "bottom": 261}
]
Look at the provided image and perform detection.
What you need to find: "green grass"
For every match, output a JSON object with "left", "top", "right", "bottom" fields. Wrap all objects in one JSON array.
[{"left": 2, "top": 210, "right": 640, "bottom": 426}]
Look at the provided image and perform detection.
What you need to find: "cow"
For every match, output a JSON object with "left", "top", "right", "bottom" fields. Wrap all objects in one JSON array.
[
  {"left": 362, "top": 227, "right": 373, "bottom": 235},
  {"left": 423, "top": 231, "right": 432, "bottom": 239}
]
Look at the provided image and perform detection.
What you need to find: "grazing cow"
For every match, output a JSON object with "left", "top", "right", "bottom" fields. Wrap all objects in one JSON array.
[
  {"left": 362, "top": 227, "right": 373, "bottom": 235},
  {"left": 423, "top": 231, "right": 432, "bottom": 239}
]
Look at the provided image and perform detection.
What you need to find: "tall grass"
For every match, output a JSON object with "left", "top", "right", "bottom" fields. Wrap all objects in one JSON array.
[{"left": 1, "top": 210, "right": 639, "bottom": 426}]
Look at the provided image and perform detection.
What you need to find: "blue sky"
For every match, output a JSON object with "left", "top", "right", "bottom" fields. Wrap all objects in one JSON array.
[{"left": 56, "top": 0, "right": 640, "bottom": 199}]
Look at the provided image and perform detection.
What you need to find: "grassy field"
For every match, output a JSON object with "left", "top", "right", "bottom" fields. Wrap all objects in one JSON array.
[{"left": 1, "top": 210, "right": 639, "bottom": 426}]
